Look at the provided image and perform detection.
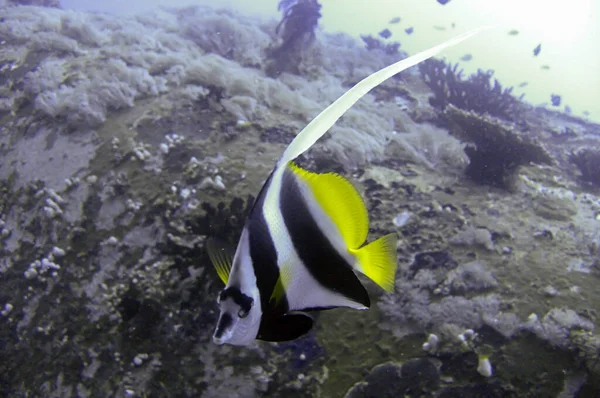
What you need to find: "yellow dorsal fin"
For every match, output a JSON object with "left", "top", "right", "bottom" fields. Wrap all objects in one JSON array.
[
  {"left": 288, "top": 162, "right": 369, "bottom": 249},
  {"left": 206, "top": 239, "right": 234, "bottom": 285},
  {"left": 351, "top": 233, "right": 398, "bottom": 292}
]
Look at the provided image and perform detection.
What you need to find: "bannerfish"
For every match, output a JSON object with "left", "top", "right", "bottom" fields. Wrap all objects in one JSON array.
[
  {"left": 533, "top": 43, "right": 541, "bottom": 56},
  {"left": 207, "top": 28, "right": 486, "bottom": 346}
]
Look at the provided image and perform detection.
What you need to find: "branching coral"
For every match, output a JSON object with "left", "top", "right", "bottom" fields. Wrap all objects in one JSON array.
[
  {"left": 445, "top": 104, "right": 553, "bottom": 189},
  {"left": 569, "top": 148, "right": 600, "bottom": 188},
  {"left": 266, "top": 0, "right": 322, "bottom": 76},
  {"left": 419, "top": 58, "right": 521, "bottom": 121}
]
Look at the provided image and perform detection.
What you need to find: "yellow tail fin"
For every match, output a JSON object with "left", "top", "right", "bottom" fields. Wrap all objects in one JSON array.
[{"left": 352, "top": 233, "right": 398, "bottom": 292}]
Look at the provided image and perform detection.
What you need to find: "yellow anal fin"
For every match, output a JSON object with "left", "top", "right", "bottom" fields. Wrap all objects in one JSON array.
[
  {"left": 351, "top": 233, "right": 398, "bottom": 292},
  {"left": 206, "top": 239, "right": 234, "bottom": 285},
  {"left": 288, "top": 162, "right": 369, "bottom": 249}
]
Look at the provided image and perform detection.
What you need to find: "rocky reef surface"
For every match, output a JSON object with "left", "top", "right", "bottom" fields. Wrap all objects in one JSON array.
[{"left": 0, "top": 4, "right": 599, "bottom": 397}]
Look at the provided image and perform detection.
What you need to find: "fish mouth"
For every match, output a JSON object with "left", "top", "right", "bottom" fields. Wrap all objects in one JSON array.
[
  {"left": 212, "top": 312, "right": 235, "bottom": 345},
  {"left": 212, "top": 335, "right": 226, "bottom": 345}
]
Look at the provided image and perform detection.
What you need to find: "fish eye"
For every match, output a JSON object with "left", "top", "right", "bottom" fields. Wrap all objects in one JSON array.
[
  {"left": 218, "top": 290, "right": 227, "bottom": 304},
  {"left": 238, "top": 307, "right": 249, "bottom": 318},
  {"left": 237, "top": 298, "right": 254, "bottom": 319}
]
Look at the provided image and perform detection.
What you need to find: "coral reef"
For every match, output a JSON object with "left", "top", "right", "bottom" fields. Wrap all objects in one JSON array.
[
  {"left": 345, "top": 359, "right": 441, "bottom": 397},
  {"left": 7, "top": 0, "right": 59, "bottom": 6},
  {"left": 569, "top": 148, "right": 600, "bottom": 188},
  {"left": 360, "top": 34, "right": 401, "bottom": 55},
  {"left": 0, "top": 2, "right": 599, "bottom": 397},
  {"left": 266, "top": 0, "right": 322, "bottom": 76},
  {"left": 419, "top": 58, "right": 522, "bottom": 120},
  {"left": 444, "top": 105, "right": 553, "bottom": 189}
]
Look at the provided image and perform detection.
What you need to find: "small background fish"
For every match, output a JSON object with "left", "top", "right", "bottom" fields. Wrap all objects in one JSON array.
[{"left": 379, "top": 28, "right": 392, "bottom": 39}]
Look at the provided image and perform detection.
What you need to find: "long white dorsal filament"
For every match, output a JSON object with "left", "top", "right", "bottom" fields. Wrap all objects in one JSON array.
[{"left": 277, "top": 26, "right": 489, "bottom": 167}]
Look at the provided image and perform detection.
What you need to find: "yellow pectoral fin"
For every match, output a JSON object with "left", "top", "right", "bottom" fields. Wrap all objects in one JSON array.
[
  {"left": 287, "top": 162, "right": 369, "bottom": 248},
  {"left": 270, "top": 275, "right": 286, "bottom": 308},
  {"left": 270, "top": 263, "right": 292, "bottom": 308},
  {"left": 352, "top": 233, "right": 398, "bottom": 292},
  {"left": 206, "top": 239, "right": 234, "bottom": 285}
]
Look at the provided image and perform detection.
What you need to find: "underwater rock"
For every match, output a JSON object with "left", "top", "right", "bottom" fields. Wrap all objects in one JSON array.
[
  {"left": 266, "top": 0, "right": 322, "bottom": 76},
  {"left": 408, "top": 250, "right": 458, "bottom": 278},
  {"left": 260, "top": 125, "right": 297, "bottom": 144},
  {"left": 437, "top": 381, "right": 513, "bottom": 398},
  {"left": 440, "top": 261, "right": 498, "bottom": 294},
  {"left": 569, "top": 148, "right": 600, "bottom": 188},
  {"left": 571, "top": 331, "right": 600, "bottom": 390},
  {"left": 360, "top": 35, "right": 401, "bottom": 55},
  {"left": 273, "top": 334, "right": 326, "bottom": 372},
  {"left": 445, "top": 105, "right": 553, "bottom": 189},
  {"left": 345, "top": 359, "right": 440, "bottom": 397},
  {"left": 533, "top": 194, "right": 578, "bottom": 221},
  {"left": 526, "top": 307, "right": 594, "bottom": 349},
  {"left": 439, "top": 351, "right": 479, "bottom": 382},
  {"left": 450, "top": 226, "right": 495, "bottom": 251},
  {"left": 7, "top": 0, "right": 60, "bottom": 7},
  {"left": 186, "top": 196, "right": 254, "bottom": 245}
]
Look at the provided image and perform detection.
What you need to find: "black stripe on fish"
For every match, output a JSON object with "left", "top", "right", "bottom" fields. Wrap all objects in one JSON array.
[
  {"left": 219, "top": 286, "right": 254, "bottom": 316},
  {"left": 279, "top": 168, "right": 370, "bottom": 309},
  {"left": 213, "top": 312, "right": 233, "bottom": 339},
  {"left": 247, "top": 171, "right": 289, "bottom": 314}
]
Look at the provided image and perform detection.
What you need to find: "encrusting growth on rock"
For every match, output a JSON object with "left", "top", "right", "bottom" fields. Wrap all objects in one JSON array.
[
  {"left": 444, "top": 104, "right": 553, "bottom": 189},
  {"left": 569, "top": 148, "right": 600, "bottom": 189}
]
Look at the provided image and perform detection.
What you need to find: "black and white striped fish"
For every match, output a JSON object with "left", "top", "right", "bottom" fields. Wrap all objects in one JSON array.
[{"left": 207, "top": 28, "right": 485, "bottom": 346}]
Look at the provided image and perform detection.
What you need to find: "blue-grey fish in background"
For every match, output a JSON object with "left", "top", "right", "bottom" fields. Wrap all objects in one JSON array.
[
  {"left": 460, "top": 53, "right": 472, "bottom": 62},
  {"left": 518, "top": 81, "right": 528, "bottom": 87},
  {"left": 437, "top": 0, "right": 451, "bottom": 4},
  {"left": 508, "top": 29, "right": 519, "bottom": 36},
  {"left": 379, "top": 28, "right": 392, "bottom": 39},
  {"left": 389, "top": 16, "right": 401, "bottom": 24},
  {"left": 540, "top": 65, "right": 550, "bottom": 70},
  {"left": 207, "top": 28, "right": 486, "bottom": 346},
  {"left": 405, "top": 27, "right": 414, "bottom": 35},
  {"left": 533, "top": 43, "right": 542, "bottom": 56}
]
